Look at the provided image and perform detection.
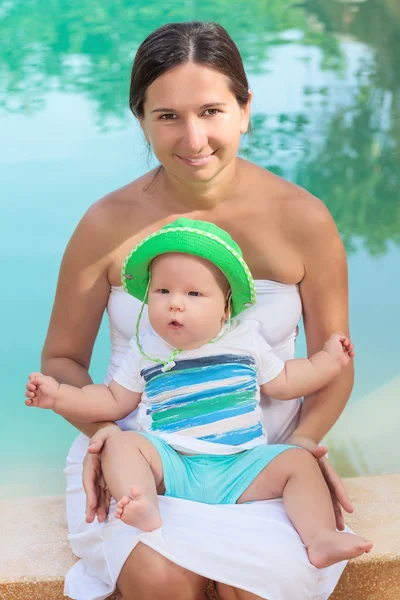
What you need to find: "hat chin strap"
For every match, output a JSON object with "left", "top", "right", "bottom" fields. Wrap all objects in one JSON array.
[
  {"left": 209, "top": 293, "right": 232, "bottom": 345},
  {"left": 135, "top": 279, "right": 232, "bottom": 372}
]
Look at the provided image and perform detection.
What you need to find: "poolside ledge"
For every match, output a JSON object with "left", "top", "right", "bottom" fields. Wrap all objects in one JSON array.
[{"left": 0, "top": 474, "right": 399, "bottom": 600}]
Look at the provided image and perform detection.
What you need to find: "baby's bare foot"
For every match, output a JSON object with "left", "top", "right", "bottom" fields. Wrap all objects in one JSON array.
[
  {"left": 115, "top": 495, "right": 131, "bottom": 520},
  {"left": 307, "top": 530, "right": 373, "bottom": 569},
  {"left": 115, "top": 486, "right": 162, "bottom": 532}
]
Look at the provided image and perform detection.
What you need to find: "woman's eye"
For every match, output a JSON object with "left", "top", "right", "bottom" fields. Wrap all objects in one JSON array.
[
  {"left": 160, "top": 113, "right": 176, "bottom": 120},
  {"left": 203, "top": 109, "right": 220, "bottom": 116},
  {"left": 188, "top": 291, "right": 200, "bottom": 297}
]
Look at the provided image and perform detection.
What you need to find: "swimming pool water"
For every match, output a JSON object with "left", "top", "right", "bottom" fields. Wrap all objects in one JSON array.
[{"left": 1, "top": 0, "right": 399, "bottom": 497}]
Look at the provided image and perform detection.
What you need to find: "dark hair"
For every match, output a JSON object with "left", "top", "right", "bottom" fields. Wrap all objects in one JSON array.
[{"left": 129, "top": 21, "right": 250, "bottom": 118}]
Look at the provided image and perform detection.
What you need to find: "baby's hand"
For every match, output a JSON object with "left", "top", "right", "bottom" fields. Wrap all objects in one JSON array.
[
  {"left": 25, "top": 372, "right": 60, "bottom": 409},
  {"left": 323, "top": 333, "right": 355, "bottom": 368}
]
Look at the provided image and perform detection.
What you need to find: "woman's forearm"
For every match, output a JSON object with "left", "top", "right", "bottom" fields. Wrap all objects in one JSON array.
[
  {"left": 290, "top": 362, "right": 354, "bottom": 444},
  {"left": 41, "top": 355, "right": 93, "bottom": 386},
  {"left": 41, "top": 356, "right": 117, "bottom": 436}
]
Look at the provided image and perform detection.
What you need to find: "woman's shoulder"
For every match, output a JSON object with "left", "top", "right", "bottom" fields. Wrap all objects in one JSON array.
[
  {"left": 241, "top": 159, "right": 337, "bottom": 239},
  {"left": 77, "top": 170, "right": 163, "bottom": 253},
  {"left": 85, "top": 171, "right": 157, "bottom": 222}
]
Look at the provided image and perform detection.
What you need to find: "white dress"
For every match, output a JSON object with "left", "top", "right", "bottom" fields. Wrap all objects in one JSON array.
[{"left": 64, "top": 281, "right": 348, "bottom": 600}]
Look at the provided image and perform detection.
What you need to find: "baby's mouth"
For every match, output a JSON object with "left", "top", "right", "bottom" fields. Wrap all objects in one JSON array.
[{"left": 169, "top": 320, "right": 183, "bottom": 329}]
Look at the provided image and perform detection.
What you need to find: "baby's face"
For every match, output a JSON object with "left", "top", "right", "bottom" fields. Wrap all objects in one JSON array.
[{"left": 148, "top": 253, "right": 230, "bottom": 350}]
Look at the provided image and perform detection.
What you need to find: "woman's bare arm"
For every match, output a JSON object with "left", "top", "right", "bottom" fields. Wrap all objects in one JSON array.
[
  {"left": 280, "top": 189, "right": 355, "bottom": 528},
  {"left": 287, "top": 189, "right": 354, "bottom": 443},
  {"left": 41, "top": 198, "right": 118, "bottom": 437}
]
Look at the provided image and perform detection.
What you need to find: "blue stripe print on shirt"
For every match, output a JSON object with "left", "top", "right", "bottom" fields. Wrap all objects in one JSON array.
[
  {"left": 150, "top": 403, "right": 256, "bottom": 433},
  {"left": 145, "top": 362, "right": 256, "bottom": 399},
  {"left": 198, "top": 423, "right": 265, "bottom": 446},
  {"left": 145, "top": 378, "right": 257, "bottom": 412},
  {"left": 141, "top": 353, "right": 256, "bottom": 383}
]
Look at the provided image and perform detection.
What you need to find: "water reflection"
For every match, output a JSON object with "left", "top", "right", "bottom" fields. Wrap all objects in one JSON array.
[
  {"left": 0, "top": 0, "right": 315, "bottom": 118},
  {"left": 1, "top": 0, "right": 399, "bottom": 485},
  {"left": 302, "top": 0, "right": 400, "bottom": 255},
  {"left": 2, "top": 0, "right": 398, "bottom": 252}
]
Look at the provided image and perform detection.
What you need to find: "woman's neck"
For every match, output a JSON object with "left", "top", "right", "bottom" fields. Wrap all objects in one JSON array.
[{"left": 160, "top": 158, "right": 241, "bottom": 211}]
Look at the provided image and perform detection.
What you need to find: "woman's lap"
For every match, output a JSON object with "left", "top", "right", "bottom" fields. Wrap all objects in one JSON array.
[
  {"left": 118, "top": 542, "right": 209, "bottom": 600},
  {"left": 64, "top": 433, "right": 348, "bottom": 600}
]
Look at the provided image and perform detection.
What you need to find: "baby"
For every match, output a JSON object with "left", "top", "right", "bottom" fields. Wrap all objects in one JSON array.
[{"left": 26, "top": 218, "right": 372, "bottom": 569}]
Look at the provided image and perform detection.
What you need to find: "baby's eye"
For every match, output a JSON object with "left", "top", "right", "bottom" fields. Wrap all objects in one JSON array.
[
  {"left": 188, "top": 291, "right": 201, "bottom": 297},
  {"left": 159, "top": 288, "right": 169, "bottom": 294}
]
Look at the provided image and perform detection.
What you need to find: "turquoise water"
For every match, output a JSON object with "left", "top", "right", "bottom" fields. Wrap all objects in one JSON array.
[{"left": 1, "top": 0, "right": 399, "bottom": 496}]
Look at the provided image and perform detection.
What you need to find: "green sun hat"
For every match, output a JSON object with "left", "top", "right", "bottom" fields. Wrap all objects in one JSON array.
[{"left": 121, "top": 218, "right": 256, "bottom": 317}]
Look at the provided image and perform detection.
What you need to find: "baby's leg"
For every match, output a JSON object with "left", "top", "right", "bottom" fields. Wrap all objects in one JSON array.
[
  {"left": 237, "top": 447, "right": 373, "bottom": 568},
  {"left": 101, "top": 431, "right": 164, "bottom": 531}
]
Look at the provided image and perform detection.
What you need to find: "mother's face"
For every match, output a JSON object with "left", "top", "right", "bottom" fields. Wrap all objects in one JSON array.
[{"left": 140, "top": 62, "right": 251, "bottom": 184}]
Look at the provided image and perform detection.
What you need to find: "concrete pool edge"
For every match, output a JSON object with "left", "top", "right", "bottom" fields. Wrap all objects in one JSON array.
[{"left": 1, "top": 474, "right": 399, "bottom": 599}]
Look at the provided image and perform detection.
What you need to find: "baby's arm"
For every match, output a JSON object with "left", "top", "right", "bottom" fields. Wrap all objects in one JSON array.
[
  {"left": 25, "top": 372, "right": 141, "bottom": 422},
  {"left": 261, "top": 333, "right": 354, "bottom": 401}
]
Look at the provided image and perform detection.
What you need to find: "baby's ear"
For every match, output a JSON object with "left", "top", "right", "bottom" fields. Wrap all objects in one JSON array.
[{"left": 224, "top": 291, "right": 232, "bottom": 319}]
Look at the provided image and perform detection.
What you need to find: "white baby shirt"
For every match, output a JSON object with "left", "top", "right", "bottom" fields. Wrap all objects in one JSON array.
[{"left": 113, "top": 320, "right": 285, "bottom": 455}]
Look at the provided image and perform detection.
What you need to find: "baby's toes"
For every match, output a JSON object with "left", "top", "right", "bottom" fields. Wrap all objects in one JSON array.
[
  {"left": 119, "top": 495, "right": 131, "bottom": 507},
  {"left": 115, "top": 495, "right": 130, "bottom": 516}
]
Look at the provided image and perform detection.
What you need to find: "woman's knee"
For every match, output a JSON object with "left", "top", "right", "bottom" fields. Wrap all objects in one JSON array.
[
  {"left": 216, "top": 583, "right": 265, "bottom": 600},
  {"left": 118, "top": 543, "right": 208, "bottom": 599},
  {"left": 216, "top": 582, "right": 238, "bottom": 600}
]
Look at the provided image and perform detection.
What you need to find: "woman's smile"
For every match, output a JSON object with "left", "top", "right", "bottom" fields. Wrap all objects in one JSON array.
[{"left": 175, "top": 151, "right": 216, "bottom": 167}]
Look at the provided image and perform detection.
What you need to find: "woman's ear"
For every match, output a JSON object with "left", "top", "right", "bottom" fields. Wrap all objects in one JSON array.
[
  {"left": 240, "top": 90, "right": 253, "bottom": 134},
  {"left": 138, "top": 118, "right": 151, "bottom": 145}
]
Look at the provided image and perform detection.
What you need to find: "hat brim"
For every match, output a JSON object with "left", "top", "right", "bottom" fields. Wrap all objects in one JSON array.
[{"left": 121, "top": 228, "right": 256, "bottom": 317}]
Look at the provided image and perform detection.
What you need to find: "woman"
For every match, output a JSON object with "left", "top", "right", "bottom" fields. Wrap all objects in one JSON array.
[{"left": 43, "top": 21, "right": 354, "bottom": 600}]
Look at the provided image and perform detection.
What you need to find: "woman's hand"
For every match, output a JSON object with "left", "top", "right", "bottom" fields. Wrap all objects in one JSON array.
[
  {"left": 287, "top": 434, "right": 353, "bottom": 530},
  {"left": 83, "top": 423, "right": 121, "bottom": 523}
]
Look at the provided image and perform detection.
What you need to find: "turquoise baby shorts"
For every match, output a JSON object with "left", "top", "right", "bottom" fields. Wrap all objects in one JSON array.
[{"left": 138, "top": 432, "right": 296, "bottom": 504}]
